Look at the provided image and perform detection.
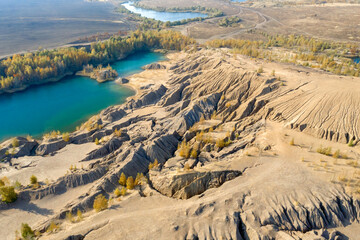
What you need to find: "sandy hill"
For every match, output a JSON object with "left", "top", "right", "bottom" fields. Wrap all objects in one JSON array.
[{"left": 1, "top": 48, "right": 360, "bottom": 240}]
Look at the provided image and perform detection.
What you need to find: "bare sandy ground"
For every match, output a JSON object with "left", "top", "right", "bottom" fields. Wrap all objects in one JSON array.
[
  {"left": 124, "top": 51, "right": 184, "bottom": 99},
  {"left": 1, "top": 184, "right": 93, "bottom": 240},
  {"left": 2, "top": 143, "right": 99, "bottom": 186},
  {"left": 143, "top": 0, "right": 360, "bottom": 44},
  {"left": 0, "top": 143, "right": 99, "bottom": 239},
  {"left": 1, "top": 0, "right": 360, "bottom": 238},
  {"left": 2, "top": 49, "right": 360, "bottom": 239},
  {"left": 40, "top": 119, "right": 360, "bottom": 239}
]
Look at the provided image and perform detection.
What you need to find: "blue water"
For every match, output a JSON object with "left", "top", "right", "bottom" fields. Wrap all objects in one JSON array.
[
  {"left": 122, "top": 2, "right": 208, "bottom": 22},
  {"left": 354, "top": 58, "right": 360, "bottom": 63},
  {"left": 0, "top": 52, "right": 165, "bottom": 141}
]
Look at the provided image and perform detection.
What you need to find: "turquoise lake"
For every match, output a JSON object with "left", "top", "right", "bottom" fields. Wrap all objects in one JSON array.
[
  {"left": 122, "top": 2, "right": 208, "bottom": 22},
  {"left": 0, "top": 52, "right": 165, "bottom": 141},
  {"left": 354, "top": 58, "right": 360, "bottom": 63}
]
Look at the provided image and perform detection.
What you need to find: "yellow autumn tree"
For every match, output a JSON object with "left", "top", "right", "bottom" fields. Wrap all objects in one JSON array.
[
  {"left": 119, "top": 172, "right": 126, "bottom": 186},
  {"left": 114, "top": 188, "right": 121, "bottom": 197},
  {"left": 93, "top": 194, "right": 108, "bottom": 212},
  {"left": 126, "top": 176, "right": 134, "bottom": 190}
]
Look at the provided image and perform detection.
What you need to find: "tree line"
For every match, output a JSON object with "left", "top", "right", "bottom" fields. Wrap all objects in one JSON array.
[
  {"left": 131, "top": 4, "right": 224, "bottom": 17},
  {"left": 117, "top": 5, "right": 223, "bottom": 31},
  {"left": 206, "top": 33, "right": 360, "bottom": 77},
  {"left": 0, "top": 30, "right": 195, "bottom": 91}
]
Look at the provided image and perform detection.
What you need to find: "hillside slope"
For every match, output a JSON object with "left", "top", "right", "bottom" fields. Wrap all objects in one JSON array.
[{"left": 1, "top": 48, "right": 360, "bottom": 240}]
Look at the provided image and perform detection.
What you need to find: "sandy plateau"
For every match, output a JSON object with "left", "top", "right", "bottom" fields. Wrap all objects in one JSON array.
[{"left": 0, "top": 47, "right": 360, "bottom": 239}]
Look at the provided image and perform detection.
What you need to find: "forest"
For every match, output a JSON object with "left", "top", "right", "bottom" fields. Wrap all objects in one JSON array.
[
  {"left": 0, "top": 30, "right": 194, "bottom": 91},
  {"left": 2, "top": 26, "right": 358, "bottom": 93},
  {"left": 206, "top": 33, "right": 360, "bottom": 77}
]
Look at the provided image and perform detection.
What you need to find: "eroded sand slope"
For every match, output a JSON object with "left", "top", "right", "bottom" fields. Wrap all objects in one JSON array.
[{"left": 1, "top": 48, "right": 360, "bottom": 240}]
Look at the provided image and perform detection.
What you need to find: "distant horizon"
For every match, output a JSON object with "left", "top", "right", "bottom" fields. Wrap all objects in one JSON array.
[{"left": 0, "top": 0, "right": 131, "bottom": 56}]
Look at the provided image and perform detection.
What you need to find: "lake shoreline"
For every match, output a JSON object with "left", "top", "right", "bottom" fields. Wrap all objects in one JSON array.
[
  {"left": 0, "top": 0, "right": 210, "bottom": 59},
  {"left": 0, "top": 49, "right": 156, "bottom": 96},
  {"left": 122, "top": 2, "right": 209, "bottom": 22},
  {"left": 0, "top": 72, "right": 74, "bottom": 96},
  {"left": 0, "top": 51, "right": 166, "bottom": 143}
]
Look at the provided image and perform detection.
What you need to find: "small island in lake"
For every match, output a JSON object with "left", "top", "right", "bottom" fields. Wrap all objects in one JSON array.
[{"left": 77, "top": 64, "right": 118, "bottom": 83}]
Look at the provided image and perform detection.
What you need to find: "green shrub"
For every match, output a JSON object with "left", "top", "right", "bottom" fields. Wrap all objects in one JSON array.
[
  {"left": 325, "top": 147, "right": 332, "bottom": 156},
  {"left": 46, "top": 222, "right": 60, "bottom": 233},
  {"left": 21, "top": 223, "right": 34, "bottom": 239},
  {"left": 218, "top": 16, "right": 241, "bottom": 27},
  {"left": 317, "top": 146, "right": 332, "bottom": 156},
  {"left": 333, "top": 149, "right": 340, "bottom": 159},
  {"left": 14, "top": 180, "right": 22, "bottom": 190},
  {"left": 12, "top": 138, "right": 19, "bottom": 148},
  {"left": 348, "top": 139, "right": 354, "bottom": 147},
  {"left": 0, "top": 186, "right": 17, "bottom": 203},
  {"left": 30, "top": 175, "right": 37, "bottom": 185}
]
